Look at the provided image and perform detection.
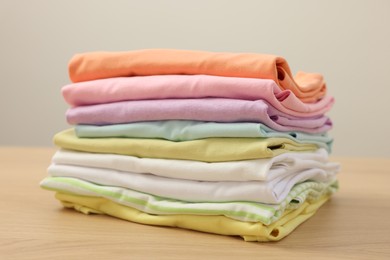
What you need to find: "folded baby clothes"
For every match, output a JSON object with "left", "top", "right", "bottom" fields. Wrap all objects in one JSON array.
[
  {"left": 47, "top": 163, "right": 337, "bottom": 204},
  {"left": 74, "top": 121, "right": 333, "bottom": 151},
  {"left": 68, "top": 49, "right": 326, "bottom": 103},
  {"left": 41, "top": 177, "right": 338, "bottom": 224},
  {"left": 41, "top": 49, "right": 339, "bottom": 242},
  {"left": 62, "top": 75, "right": 333, "bottom": 117},
  {"left": 51, "top": 149, "right": 338, "bottom": 182},
  {"left": 66, "top": 98, "right": 332, "bottom": 133},
  {"left": 54, "top": 129, "right": 318, "bottom": 162}
]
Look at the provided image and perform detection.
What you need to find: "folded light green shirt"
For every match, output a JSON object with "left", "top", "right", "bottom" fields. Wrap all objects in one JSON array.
[
  {"left": 54, "top": 129, "right": 318, "bottom": 162},
  {"left": 75, "top": 121, "right": 333, "bottom": 152},
  {"left": 41, "top": 176, "right": 338, "bottom": 225}
]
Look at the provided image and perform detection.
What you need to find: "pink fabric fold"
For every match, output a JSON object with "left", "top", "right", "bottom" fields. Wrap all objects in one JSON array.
[
  {"left": 66, "top": 98, "right": 332, "bottom": 134},
  {"left": 68, "top": 49, "right": 326, "bottom": 103},
  {"left": 62, "top": 75, "right": 334, "bottom": 118}
]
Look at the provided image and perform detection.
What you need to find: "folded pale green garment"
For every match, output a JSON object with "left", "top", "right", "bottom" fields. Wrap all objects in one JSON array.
[
  {"left": 55, "top": 191, "right": 332, "bottom": 242},
  {"left": 54, "top": 129, "right": 318, "bottom": 162},
  {"left": 75, "top": 121, "right": 333, "bottom": 152},
  {"left": 41, "top": 176, "right": 338, "bottom": 225}
]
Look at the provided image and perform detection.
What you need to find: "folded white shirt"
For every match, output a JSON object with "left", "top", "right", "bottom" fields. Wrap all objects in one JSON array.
[
  {"left": 47, "top": 163, "right": 338, "bottom": 204},
  {"left": 52, "top": 149, "right": 339, "bottom": 182}
]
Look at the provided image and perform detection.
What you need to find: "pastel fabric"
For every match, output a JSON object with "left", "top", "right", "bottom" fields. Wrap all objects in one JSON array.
[
  {"left": 41, "top": 176, "right": 338, "bottom": 224},
  {"left": 52, "top": 149, "right": 339, "bottom": 182},
  {"left": 62, "top": 75, "right": 333, "bottom": 118},
  {"left": 66, "top": 98, "right": 332, "bottom": 134},
  {"left": 68, "top": 49, "right": 326, "bottom": 103},
  {"left": 39, "top": 49, "right": 340, "bottom": 243},
  {"left": 47, "top": 163, "right": 337, "bottom": 204},
  {"left": 54, "top": 129, "right": 318, "bottom": 162},
  {"left": 55, "top": 191, "right": 332, "bottom": 241},
  {"left": 75, "top": 121, "right": 333, "bottom": 151}
]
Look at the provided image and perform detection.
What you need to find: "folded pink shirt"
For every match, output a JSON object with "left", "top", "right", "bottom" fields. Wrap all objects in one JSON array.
[
  {"left": 62, "top": 75, "right": 334, "bottom": 118},
  {"left": 66, "top": 98, "right": 332, "bottom": 133}
]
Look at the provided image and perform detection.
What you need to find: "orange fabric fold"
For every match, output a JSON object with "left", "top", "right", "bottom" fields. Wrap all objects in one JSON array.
[{"left": 68, "top": 49, "right": 326, "bottom": 102}]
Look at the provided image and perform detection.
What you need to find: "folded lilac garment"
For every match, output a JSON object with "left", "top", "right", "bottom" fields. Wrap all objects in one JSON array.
[
  {"left": 66, "top": 98, "right": 332, "bottom": 133},
  {"left": 62, "top": 75, "right": 334, "bottom": 118}
]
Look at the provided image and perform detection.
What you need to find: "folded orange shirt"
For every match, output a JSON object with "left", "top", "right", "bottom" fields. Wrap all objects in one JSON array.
[{"left": 68, "top": 49, "right": 326, "bottom": 103}]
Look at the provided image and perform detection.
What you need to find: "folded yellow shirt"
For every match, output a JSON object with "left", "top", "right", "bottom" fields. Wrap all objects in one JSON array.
[
  {"left": 54, "top": 129, "right": 317, "bottom": 162},
  {"left": 56, "top": 192, "right": 330, "bottom": 242}
]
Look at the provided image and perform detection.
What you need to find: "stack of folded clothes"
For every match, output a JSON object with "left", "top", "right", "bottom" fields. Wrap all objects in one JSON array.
[{"left": 40, "top": 49, "right": 340, "bottom": 242}]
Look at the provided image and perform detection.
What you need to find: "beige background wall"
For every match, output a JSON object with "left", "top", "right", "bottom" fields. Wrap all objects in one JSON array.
[{"left": 1, "top": 0, "right": 389, "bottom": 157}]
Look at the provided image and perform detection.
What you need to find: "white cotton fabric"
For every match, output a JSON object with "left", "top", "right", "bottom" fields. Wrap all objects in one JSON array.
[
  {"left": 52, "top": 149, "right": 339, "bottom": 182},
  {"left": 47, "top": 163, "right": 338, "bottom": 204}
]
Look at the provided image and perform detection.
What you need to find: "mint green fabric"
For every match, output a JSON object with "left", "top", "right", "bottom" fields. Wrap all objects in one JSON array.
[
  {"left": 40, "top": 176, "right": 338, "bottom": 225},
  {"left": 75, "top": 121, "right": 332, "bottom": 152}
]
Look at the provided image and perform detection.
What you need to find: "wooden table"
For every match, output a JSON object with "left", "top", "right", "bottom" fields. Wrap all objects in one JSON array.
[{"left": 0, "top": 147, "right": 389, "bottom": 259}]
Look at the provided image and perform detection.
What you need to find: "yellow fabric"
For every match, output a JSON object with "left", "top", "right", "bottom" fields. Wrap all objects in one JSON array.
[
  {"left": 56, "top": 192, "right": 330, "bottom": 242},
  {"left": 54, "top": 129, "right": 317, "bottom": 162}
]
